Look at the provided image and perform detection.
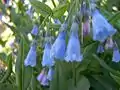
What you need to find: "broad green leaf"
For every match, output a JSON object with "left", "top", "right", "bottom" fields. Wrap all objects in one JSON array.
[
  {"left": 110, "top": 73, "right": 120, "bottom": 86},
  {"left": 93, "top": 75, "right": 118, "bottom": 90},
  {"left": 50, "top": 61, "right": 68, "bottom": 90},
  {"left": 23, "top": 66, "right": 32, "bottom": 90},
  {"left": 93, "top": 54, "right": 120, "bottom": 77},
  {"left": 68, "top": 76, "right": 90, "bottom": 90},
  {"left": 30, "top": 0, "right": 53, "bottom": 17},
  {"left": 31, "top": 75, "right": 37, "bottom": 90},
  {"left": 83, "top": 42, "right": 98, "bottom": 58},
  {"left": 53, "top": 3, "right": 68, "bottom": 18},
  {"left": 109, "top": 11, "right": 120, "bottom": 24},
  {"left": 0, "top": 83, "right": 17, "bottom": 90}
]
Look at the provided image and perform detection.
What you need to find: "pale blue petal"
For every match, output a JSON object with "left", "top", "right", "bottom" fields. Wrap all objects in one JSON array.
[
  {"left": 24, "top": 45, "right": 36, "bottom": 67},
  {"left": 41, "top": 75, "right": 49, "bottom": 86},
  {"left": 47, "top": 68, "right": 54, "bottom": 81},
  {"left": 97, "top": 45, "right": 104, "bottom": 53},
  {"left": 65, "top": 22, "right": 83, "bottom": 62},
  {"left": 92, "top": 10, "right": 116, "bottom": 42},
  {"left": 112, "top": 48, "right": 120, "bottom": 63},
  {"left": 42, "top": 43, "right": 55, "bottom": 67},
  {"left": 51, "top": 31, "right": 66, "bottom": 60},
  {"left": 31, "top": 25, "right": 38, "bottom": 35}
]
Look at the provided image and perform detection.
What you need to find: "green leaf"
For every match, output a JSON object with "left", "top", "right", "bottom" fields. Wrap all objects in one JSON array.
[
  {"left": 50, "top": 61, "right": 68, "bottom": 90},
  {"left": 30, "top": 0, "right": 53, "bottom": 17},
  {"left": 31, "top": 75, "right": 37, "bottom": 90},
  {"left": 15, "top": 35, "right": 31, "bottom": 90},
  {"left": 92, "top": 75, "right": 118, "bottom": 90},
  {"left": 68, "top": 76, "right": 90, "bottom": 90},
  {"left": 0, "top": 54, "right": 12, "bottom": 83},
  {"left": 0, "top": 83, "right": 17, "bottom": 90},
  {"left": 110, "top": 73, "right": 120, "bottom": 86},
  {"left": 109, "top": 11, "right": 120, "bottom": 24},
  {"left": 83, "top": 42, "right": 98, "bottom": 58},
  {"left": 23, "top": 66, "right": 32, "bottom": 90},
  {"left": 53, "top": 3, "right": 68, "bottom": 18},
  {"left": 93, "top": 54, "right": 120, "bottom": 77}
]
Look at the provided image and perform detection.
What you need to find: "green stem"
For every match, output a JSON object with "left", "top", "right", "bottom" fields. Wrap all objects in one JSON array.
[{"left": 72, "top": 62, "right": 76, "bottom": 86}]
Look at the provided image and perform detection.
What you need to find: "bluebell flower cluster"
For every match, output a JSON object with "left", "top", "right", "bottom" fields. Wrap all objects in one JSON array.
[
  {"left": 42, "top": 42, "right": 55, "bottom": 67},
  {"left": 65, "top": 22, "right": 83, "bottom": 62},
  {"left": 31, "top": 25, "right": 39, "bottom": 36},
  {"left": 24, "top": 43, "right": 36, "bottom": 67},
  {"left": 92, "top": 9, "right": 116, "bottom": 42}
]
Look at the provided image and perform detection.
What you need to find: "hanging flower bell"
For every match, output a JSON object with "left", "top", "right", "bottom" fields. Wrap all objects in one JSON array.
[
  {"left": 92, "top": 9, "right": 116, "bottom": 42},
  {"left": 47, "top": 68, "right": 54, "bottom": 81},
  {"left": 97, "top": 44, "right": 104, "bottom": 53},
  {"left": 26, "top": 6, "right": 33, "bottom": 19},
  {"left": 37, "top": 68, "right": 49, "bottom": 86},
  {"left": 65, "top": 22, "right": 83, "bottom": 62},
  {"left": 24, "top": 41, "right": 37, "bottom": 67},
  {"left": 105, "top": 37, "right": 114, "bottom": 49},
  {"left": 31, "top": 25, "right": 39, "bottom": 36},
  {"left": 112, "top": 43, "right": 120, "bottom": 63},
  {"left": 51, "top": 23, "right": 67, "bottom": 60},
  {"left": 42, "top": 42, "right": 55, "bottom": 67}
]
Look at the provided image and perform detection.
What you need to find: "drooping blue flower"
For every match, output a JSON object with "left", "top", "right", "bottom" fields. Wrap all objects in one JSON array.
[
  {"left": 105, "top": 38, "right": 114, "bottom": 49},
  {"left": 112, "top": 48, "right": 120, "bottom": 63},
  {"left": 47, "top": 68, "right": 54, "bottom": 81},
  {"left": 37, "top": 69, "right": 46, "bottom": 82},
  {"left": 42, "top": 42, "right": 55, "bottom": 67},
  {"left": 83, "top": 20, "right": 90, "bottom": 36},
  {"left": 92, "top": 9, "right": 116, "bottom": 42},
  {"left": 31, "top": 25, "right": 39, "bottom": 36},
  {"left": 97, "top": 45, "right": 104, "bottom": 53},
  {"left": 37, "top": 68, "right": 49, "bottom": 86},
  {"left": 41, "top": 75, "right": 49, "bottom": 86},
  {"left": 24, "top": 44, "right": 36, "bottom": 67},
  {"left": 51, "top": 31, "right": 66, "bottom": 60},
  {"left": 65, "top": 22, "right": 83, "bottom": 62},
  {"left": 26, "top": 6, "right": 33, "bottom": 19},
  {"left": 54, "top": 19, "right": 61, "bottom": 24}
]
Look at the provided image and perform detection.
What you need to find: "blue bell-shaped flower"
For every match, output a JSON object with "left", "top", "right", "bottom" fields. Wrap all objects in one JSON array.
[
  {"left": 51, "top": 31, "right": 66, "bottom": 60},
  {"left": 65, "top": 22, "right": 83, "bottom": 62},
  {"left": 37, "top": 68, "right": 49, "bottom": 86},
  {"left": 24, "top": 44, "right": 36, "bottom": 67},
  {"left": 97, "top": 44, "right": 104, "bottom": 53},
  {"left": 105, "top": 37, "right": 114, "bottom": 49},
  {"left": 37, "top": 68, "right": 46, "bottom": 82},
  {"left": 83, "top": 20, "right": 90, "bottom": 36},
  {"left": 31, "top": 25, "right": 39, "bottom": 36},
  {"left": 112, "top": 48, "right": 120, "bottom": 63},
  {"left": 41, "top": 75, "right": 49, "bottom": 86},
  {"left": 26, "top": 6, "right": 33, "bottom": 19},
  {"left": 42, "top": 42, "right": 55, "bottom": 67},
  {"left": 92, "top": 9, "right": 116, "bottom": 42},
  {"left": 54, "top": 19, "right": 61, "bottom": 24},
  {"left": 47, "top": 68, "right": 54, "bottom": 81}
]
